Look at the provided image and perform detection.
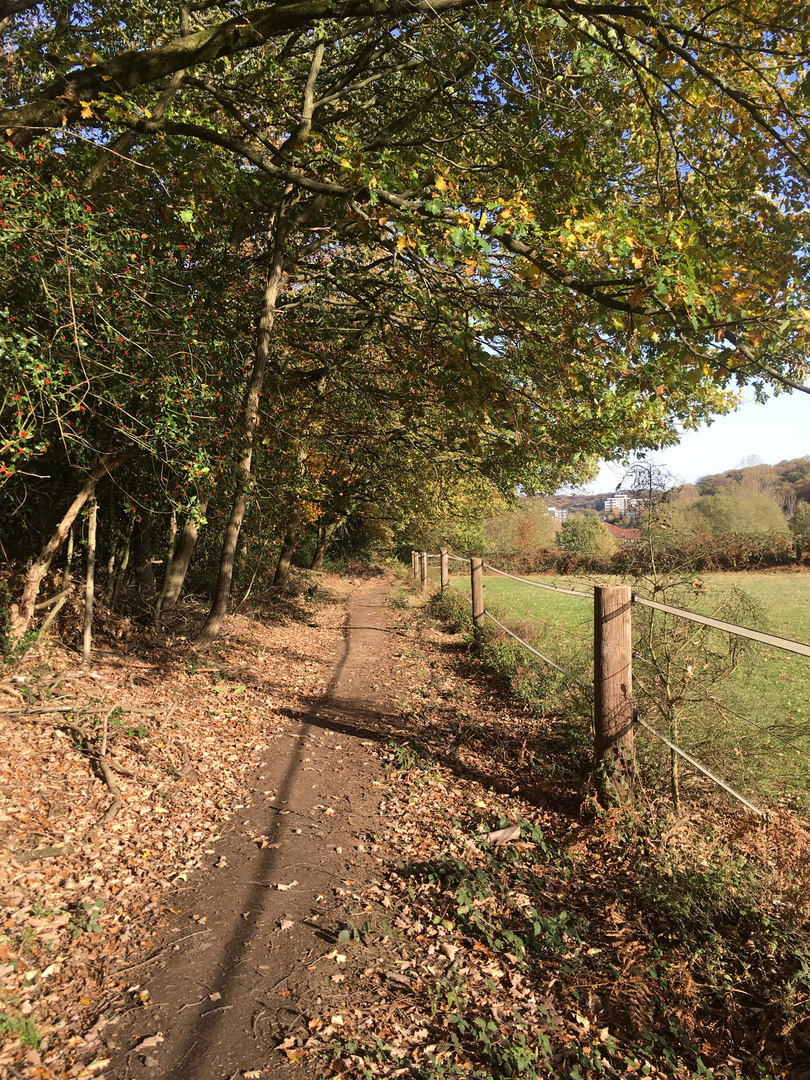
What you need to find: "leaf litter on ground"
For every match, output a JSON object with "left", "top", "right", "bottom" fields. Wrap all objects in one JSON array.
[
  {"left": 3, "top": 574, "right": 810, "bottom": 1079},
  {"left": 0, "top": 575, "right": 354, "bottom": 1078}
]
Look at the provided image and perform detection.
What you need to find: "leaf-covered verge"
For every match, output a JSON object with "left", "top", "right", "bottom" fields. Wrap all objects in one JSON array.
[
  {"left": 305, "top": 585, "right": 810, "bottom": 1080},
  {"left": 0, "top": 573, "right": 351, "bottom": 1078},
  {"left": 2, "top": 570, "right": 809, "bottom": 1080}
]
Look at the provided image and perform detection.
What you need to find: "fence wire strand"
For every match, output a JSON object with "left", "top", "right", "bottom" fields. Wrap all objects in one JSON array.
[
  {"left": 483, "top": 610, "right": 568, "bottom": 674},
  {"left": 482, "top": 562, "right": 592, "bottom": 598},
  {"left": 483, "top": 588, "right": 594, "bottom": 653},
  {"left": 633, "top": 594, "right": 810, "bottom": 658},
  {"left": 635, "top": 715, "right": 765, "bottom": 818},
  {"left": 633, "top": 654, "right": 810, "bottom": 762},
  {"left": 447, "top": 581, "right": 473, "bottom": 605}
]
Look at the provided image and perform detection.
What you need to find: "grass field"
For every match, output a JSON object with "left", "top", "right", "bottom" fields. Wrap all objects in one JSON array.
[{"left": 442, "top": 564, "right": 810, "bottom": 809}]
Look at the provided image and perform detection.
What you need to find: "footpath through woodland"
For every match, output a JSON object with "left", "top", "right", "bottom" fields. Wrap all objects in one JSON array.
[{"left": 2, "top": 572, "right": 809, "bottom": 1079}]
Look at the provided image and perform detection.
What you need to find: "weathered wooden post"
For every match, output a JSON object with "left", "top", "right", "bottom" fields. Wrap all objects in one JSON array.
[
  {"left": 440, "top": 547, "right": 449, "bottom": 592},
  {"left": 411, "top": 550, "right": 418, "bottom": 579},
  {"left": 420, "top": 551, "right": 428, "bottom": 592},
  {"left": 594, "top": 585, "right": 634, "bottom": 805},
  {"left": 470, "top": 557, "right": 484, "bottom": 629}
]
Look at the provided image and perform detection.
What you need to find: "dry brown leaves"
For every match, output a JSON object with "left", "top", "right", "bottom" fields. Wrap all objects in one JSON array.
[
  {"left": 290, "top": 595, "right": 810, "bottom": 1079},
  {"left": 0, "top": 578, "right": 352, "bottom": 1079}
]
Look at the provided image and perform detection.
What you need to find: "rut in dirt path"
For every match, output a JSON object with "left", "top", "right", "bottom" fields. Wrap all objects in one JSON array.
[{"left": 106, "top": 579, "right": 404, "bottom": 1080}]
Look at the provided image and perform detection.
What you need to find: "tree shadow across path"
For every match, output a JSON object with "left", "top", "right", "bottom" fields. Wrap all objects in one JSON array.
[{"left": 106, "top": 579, "right": 404, "bottom": 1080}]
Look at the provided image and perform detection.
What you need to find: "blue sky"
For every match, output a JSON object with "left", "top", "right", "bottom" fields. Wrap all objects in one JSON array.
[{"left": 576, "top": 391, "right": 809, "bottom": 494}]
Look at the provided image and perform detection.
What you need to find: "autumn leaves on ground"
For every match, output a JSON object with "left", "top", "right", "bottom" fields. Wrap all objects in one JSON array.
[{"left": 2, "top": 570, "right": 810, "bottom": 1080}]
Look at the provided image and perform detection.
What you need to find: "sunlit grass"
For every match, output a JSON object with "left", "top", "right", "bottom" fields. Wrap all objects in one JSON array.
[{"left": 445, "top": 567, "right": 810, "bottom": 809}]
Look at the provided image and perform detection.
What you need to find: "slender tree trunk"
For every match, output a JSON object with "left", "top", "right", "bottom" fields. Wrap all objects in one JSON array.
[
  {"left": 273, "top": 507, "right": 300, "bottom": 588},
  {"left": 154, "top": 507, "right": 178, "bottom": 630},
  {"left": 10, "top": 450, "right": 133, "bottom": 640},
  {"left": 82, "top": 498, "right": 98, "bottom": 666},
  {"left": 109, "top": 520, "right": 132, "bottom": 611},
  {"left": 40, "top": 525, "right": 74, "bottom": 636},
  {"left": 103, "top": 546, "right": 117, "bottom": 604},
  {"left": 232, "top": 536, "right": 272, "bottom": 613},
  {"left": 311, "top": 517, "right": 342, "bottom": 571},
  {"left": 196, "top": 214, "right": 289, "bottom": 648},
  {"left": 162, "top": 496, "right": 208, "bottom": 610},
  {"left": 133, "top": 513, "right": 156, "bottom": 600}
]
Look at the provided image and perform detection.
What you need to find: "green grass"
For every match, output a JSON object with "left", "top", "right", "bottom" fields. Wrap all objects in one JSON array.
[{"left": 445, "top": 568, "right": 810, "bottom": 809}]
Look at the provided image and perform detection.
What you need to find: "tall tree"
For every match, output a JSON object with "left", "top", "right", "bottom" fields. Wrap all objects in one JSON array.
[{"left": 4, "top": 0, "right": 809, "bottom": 639}]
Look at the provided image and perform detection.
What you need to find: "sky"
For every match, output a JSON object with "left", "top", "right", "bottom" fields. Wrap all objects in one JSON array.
[{"left": 574, "top": 391, "right": 809, "bottom": 494}]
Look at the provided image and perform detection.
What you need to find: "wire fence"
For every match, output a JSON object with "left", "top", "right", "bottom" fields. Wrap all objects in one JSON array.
[
  {"left": 411, "top": 549, "right": 810, "bottom": 818},
  {"left": 632, "top": 594, "right": 810, "bottom": 658},
  {"left": 482, "top": 562, "right": 592, "bottom": 598}
]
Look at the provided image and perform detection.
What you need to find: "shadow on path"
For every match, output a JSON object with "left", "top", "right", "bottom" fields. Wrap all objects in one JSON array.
[{"left": 108, "top": 579, "right": 400, "bottom": 1080}]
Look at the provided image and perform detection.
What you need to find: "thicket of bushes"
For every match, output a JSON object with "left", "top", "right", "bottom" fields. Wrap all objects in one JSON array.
[{"left": 481, "top": 530, "right": 806, "bottom": 577}]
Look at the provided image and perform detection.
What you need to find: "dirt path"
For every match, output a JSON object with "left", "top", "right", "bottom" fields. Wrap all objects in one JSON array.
[{"left": 106, "top": 579, "right": 399, "bottom": 1079}]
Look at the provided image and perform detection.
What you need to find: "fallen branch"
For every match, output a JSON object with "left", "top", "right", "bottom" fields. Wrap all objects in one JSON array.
[
  {"left": 83, "top": 708, "right": 124, "bottom": 840},
  {"left": 12, "top": 843, "right": 76, "bottom": 863},
  {"left": 34, "top": 589, "right": 73, "bottom": 611},
  {"left": 50, "top": 708, "right": 126, "bottom": 840}
]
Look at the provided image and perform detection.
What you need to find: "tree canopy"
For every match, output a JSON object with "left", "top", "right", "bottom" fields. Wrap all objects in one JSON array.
[
  {"left": 2, "top": 0, "right": 809, "bottom": 635},
  {"left": 558, "top": 512, "right": 617, "bottom": 558}
]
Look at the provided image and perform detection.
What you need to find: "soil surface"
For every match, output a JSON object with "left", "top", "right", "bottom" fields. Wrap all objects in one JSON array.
[
  {"left": 5, "top": 572, "right": 807, "bottom": 1080},
  {"left": 104, "top": 579, "right": 400, "bottom": 1079}
]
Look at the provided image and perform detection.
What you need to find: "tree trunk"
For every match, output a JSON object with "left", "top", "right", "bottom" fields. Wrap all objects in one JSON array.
[
  {"left": 10, "top": 450, "right": 133, "bottom": 641},
  {"left": 109, "top": 517, "right": 133, "bottom": 610},
  {"left": 40, "top": 525, "right": 75, "bottom": 636},
  {"left": 133, "top": 513, "right": 156, "bottom": 600},
  {"left": 311, "top": 517, "right": 342, "bottom": 571},
  {"left": 82, "top": 498, "right": 98, "bottom": 666},
  {"left": 273, "top": 508, "right": 300, "bottom": 589},
  {"left": 195, "top": 213, "right": 289, "bottom": 648},
  {"left": 163, "top": 496, "right": 208, "bottom": 610},
  {"left": 103, "top": 545, "right": 117, "bottom": 605},
  {"left": 154, "top": 507, "right": 178, "bottom": 630}
]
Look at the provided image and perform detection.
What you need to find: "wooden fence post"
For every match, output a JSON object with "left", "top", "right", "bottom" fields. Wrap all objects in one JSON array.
[
  {"left": 470, "top": 557, "right": 484, "bottom": 628},
  {"left": 440, "top": 547, "right": 449, "bottom": 592},
  {"left": 594, "top": 585, "right": 634, "bottom": 805},
  {"left": 411, "top": 550, "right": 418, "bottom": 579},
  {"left": 420, "top": 551, "right": 428, "bottom": 592}
]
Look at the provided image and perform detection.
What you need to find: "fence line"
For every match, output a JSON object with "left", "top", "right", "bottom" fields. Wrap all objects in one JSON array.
[
  {"left": 482, "top": 562, "right": 592, "bottom": 598},
  {"left": 410, "top": 547, "right": 810, "bottom": 816},
  {"left": 443, "top": 552, "right": 809, "bottom": 658},
  {"left": 633, "top": 595, "right": 810, "bottom": 658}
]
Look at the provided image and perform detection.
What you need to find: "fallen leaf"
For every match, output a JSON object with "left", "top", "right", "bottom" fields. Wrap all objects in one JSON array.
[
  {"left": 135, "top": 1034, "right": 164, "bottom": 1050},
  {"left": 487, "top": 824, "right": 521, "bottom": 845}
]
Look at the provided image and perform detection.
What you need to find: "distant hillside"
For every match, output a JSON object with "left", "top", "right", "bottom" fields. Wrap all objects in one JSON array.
[
  {"left": 694, "top": 456, "right": 810, "bottom": 505},
  {"left": 547, "top": 456, "right": 810, "bottom": 512}
]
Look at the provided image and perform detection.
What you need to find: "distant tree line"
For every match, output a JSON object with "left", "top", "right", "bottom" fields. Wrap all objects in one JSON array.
[{"left": 433, "top": 457, "right": 810, "bottom": 575}]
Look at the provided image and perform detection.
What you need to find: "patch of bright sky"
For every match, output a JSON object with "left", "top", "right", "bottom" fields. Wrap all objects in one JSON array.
[{"left": 567, "top": 391, "right": 809, "bottom": 494}]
